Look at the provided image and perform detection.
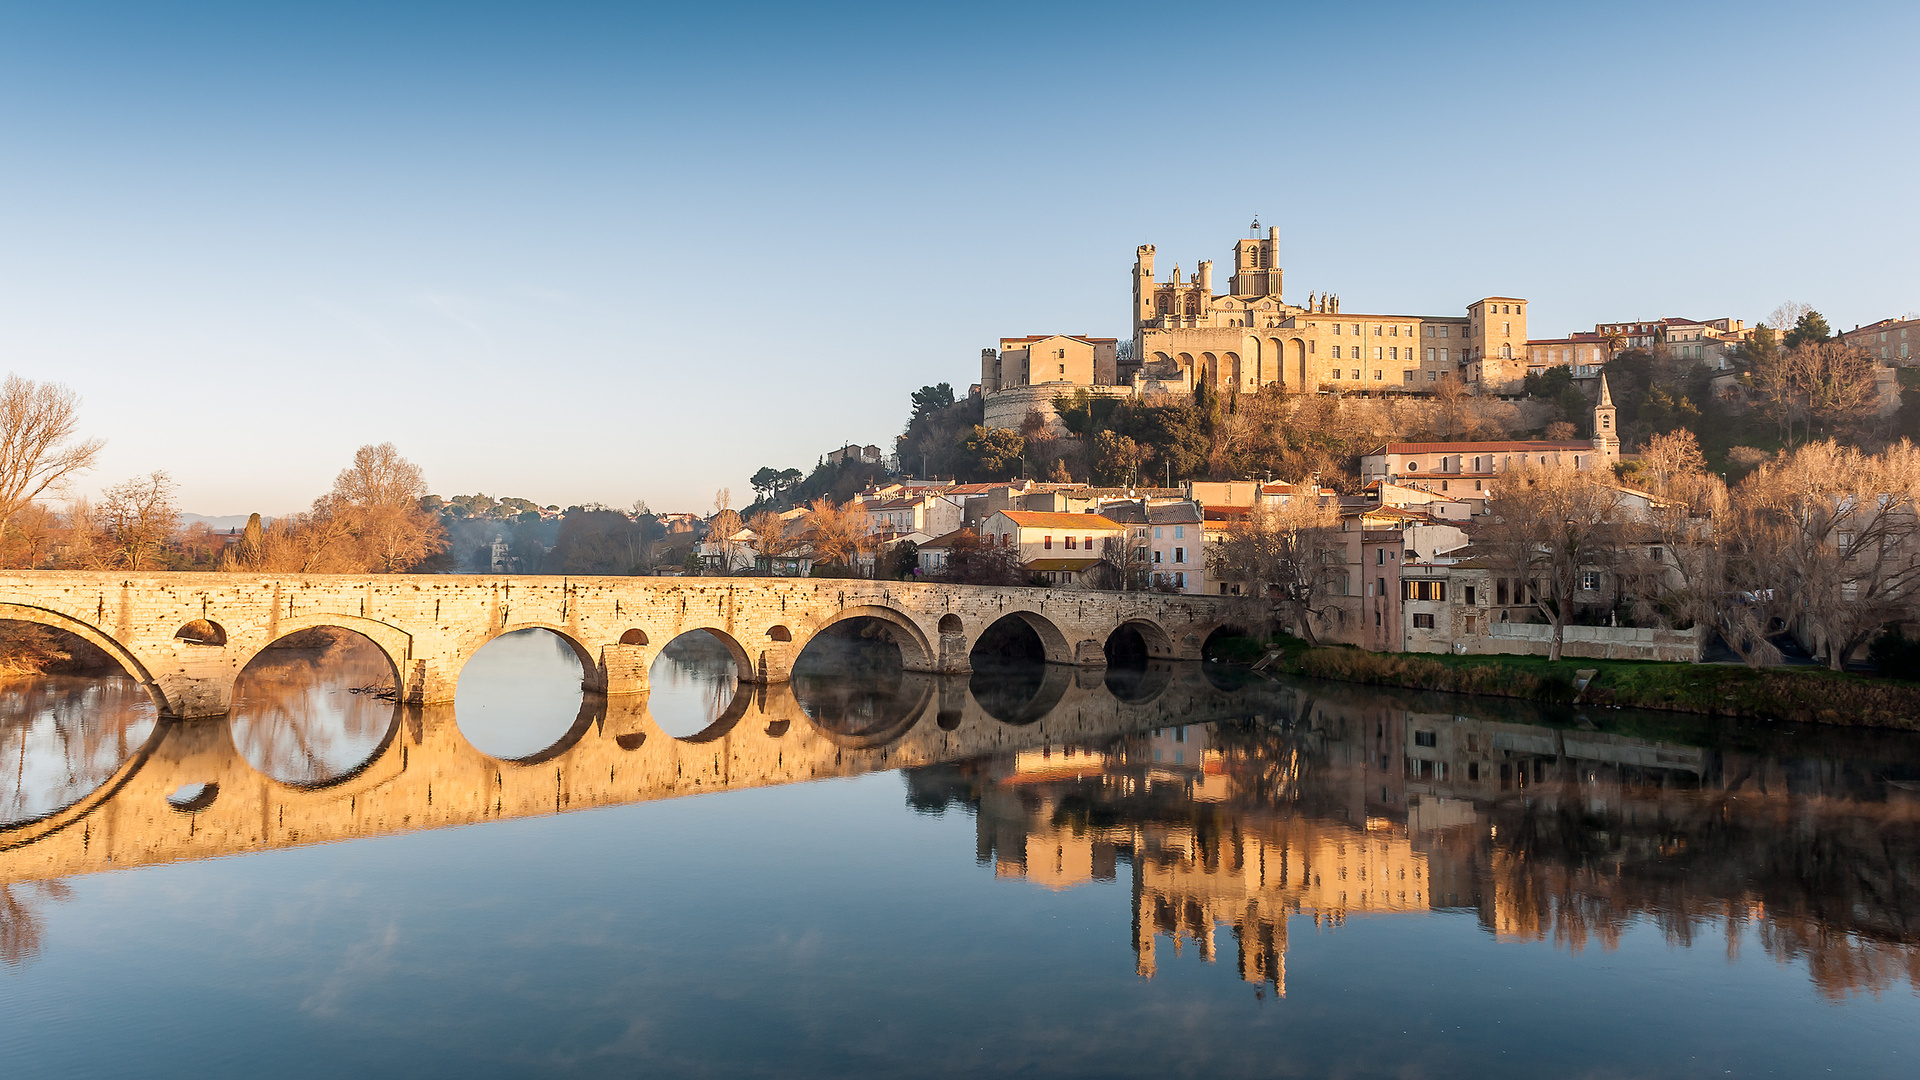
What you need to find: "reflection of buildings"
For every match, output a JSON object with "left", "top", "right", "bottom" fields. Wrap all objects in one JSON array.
[{"left": 918, "top": 685, "right": 1920, "bottom": 1002}]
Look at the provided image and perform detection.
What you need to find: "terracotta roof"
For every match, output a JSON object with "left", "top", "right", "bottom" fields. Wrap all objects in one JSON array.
[
  {"left": 994, "top": 511, "right": 1124, "bottom": 530},
  {"left": 1023, "top": 557, "right": 1106, "bottom": 572},
  {"left": 1376, "top": 440, "right": 1595, "bottom": 455},
  {"left": 918, "top": 529, "right": 974, "bottom": 550},
  {"left": 999, "top": 334, "right": 1120, "bottom": 346}
]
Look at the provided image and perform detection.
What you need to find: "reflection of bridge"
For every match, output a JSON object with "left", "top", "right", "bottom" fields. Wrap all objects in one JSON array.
[
  {"left": 0, "top": 572, "right": 1244, "bottom": 717},
  {"left": 0, "top": 664, "right": 1267, "bottom": 884}
]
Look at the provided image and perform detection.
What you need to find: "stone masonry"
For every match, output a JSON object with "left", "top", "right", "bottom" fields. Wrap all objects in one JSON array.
[{"left": 0, "top": 572, "right": 1247, "bottom": 718}]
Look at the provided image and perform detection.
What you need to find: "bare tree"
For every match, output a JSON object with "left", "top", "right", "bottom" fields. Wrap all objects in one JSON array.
[
  {"left": 1206, "top": 496, "right": 1345, "bottom": 645},
  {"left": 1482, "top": 465, "right": 1624, "bottom": 661},
  {"left": 802, "top": 498, "right": 864, "bottom": 570},
  {"left": 1767, "top": 301, "right": 1813, "bottom": 337},
  {"left": 1738, "top": 440, "right": 1920, "bottom": 670},
  {"left": 0, "top": 375, "right": 104, "bottom": 542},
  {"left": 332, "top": 443, "right": 445, "bottom": 572},
  {"left": 95, "top": 471, "right": 178, "bottom": 570}
]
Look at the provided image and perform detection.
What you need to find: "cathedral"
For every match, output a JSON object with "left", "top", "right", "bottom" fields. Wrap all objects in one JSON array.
[{"left": 1130, "top": 223, "right": 1533, "bottom": 394}]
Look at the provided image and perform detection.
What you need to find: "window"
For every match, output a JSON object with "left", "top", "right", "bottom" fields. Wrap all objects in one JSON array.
[
  {"left": 1407, "top": 461, "right": 1419, "bottom": 471},
  {"left": 1424, "top": 325, "right": 1434, "bottom": 338},
  {"left": 1649, "top": 546, "right": 1663, "bottom": 562},
  {"left": 1389, "top": 325, "right": 1399, "bottom": 337},
  {"left": 1377, "top": 548, "right": 1386, "bottom": 565},
  {"left": 1378, "top": 576, "right": 1386, "bottom": 596},
  {"left": 1153, "top": 550, "right": 1162, "bottom": 563},
  {"left": 1413, "top": 613, "right": 1435, "bottom": 629},
  {"left": 1174, "top": 546, "right": 1185, "bottom": 564},
  {"left": 1174, "top": 572, "right": 1185, "bottom": 588},
  {"left": 1332, "top": 324, "right": 1341, "bottom": 335},
  {"left": 1153, "top": 527, "right": 1162, "bottom": 539},
  {"left": 1058, "top": 364, "right": 1066, "bottom": 374},
  {"left": 1332, "top": 367, "right": 1343, "bottom": 378},
  {"left": 1579, "top": 571, "right": 1600, "bottom": 591},
  {"left": 1439, "top": 326, "right": 1449, "bottom": 338},
  {"left": 1414, "top": 730, "right": 1437, "bottom": 747},
  {"left": 1373, "top": 347, "right": 1384, "bottom": 360},
  {"left": 1372, "top": 325, "right": 1382, "bottom": 336},
  {"left": 1464, "top": 585, "right": 1476, "bottom": 605},
  {"left": 1173, "top": 526, "right": 1184, "bottom": 539},
  {"left": 1374, "top": 369, "right": 1383, "bottom": 380},
  {"left": 1065, "top": 535, "right": 1077, "bottom": 550},
  {"left": 1351, "top": 369, "right": 1360, "bottom": 380},
  {"left": 1404, "top": 370, "right": 1415, "bottom": 384},
  {"left": 1043, "top": 535, "right": 1052, "bottom": 549},
  {"left": 1332, "top": 346, "right": 1343, "bottom": 359},
  {"left": 1427, "top": 371, "right": 1437, "bottom": 381},
  {"left": 1389, "top": 347, "right": 1398, "bottom": 360},
  {"left": 1083, "top": 536, "right": 1092, "bottom": 550}
]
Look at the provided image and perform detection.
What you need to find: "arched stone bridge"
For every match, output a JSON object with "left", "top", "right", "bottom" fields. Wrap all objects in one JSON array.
[{"left": 0, "top": 572, "right": 1248, "bottom": 718}]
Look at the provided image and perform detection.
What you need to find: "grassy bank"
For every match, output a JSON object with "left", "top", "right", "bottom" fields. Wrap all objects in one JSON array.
[{"left": 1210, "top": 635, "right": 1920, "bottom": 731}]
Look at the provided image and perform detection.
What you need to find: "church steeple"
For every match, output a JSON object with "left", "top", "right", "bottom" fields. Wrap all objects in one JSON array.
[{"left": 1593, "top": 371, "right": 1619, "bottom": 463}]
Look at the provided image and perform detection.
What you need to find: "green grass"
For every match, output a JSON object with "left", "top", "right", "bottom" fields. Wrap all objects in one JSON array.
[{"left": 1245, "top": 644, "right": 1920, "bottom": 731}]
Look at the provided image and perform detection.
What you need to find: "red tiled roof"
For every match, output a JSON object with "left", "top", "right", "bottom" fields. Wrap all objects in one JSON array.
[
  {"left": 995, "top": 511, "right": 1124, "bottom": 530},
  {"left": 1378, "top": 441, "right": 1594, "bottom": 454}
]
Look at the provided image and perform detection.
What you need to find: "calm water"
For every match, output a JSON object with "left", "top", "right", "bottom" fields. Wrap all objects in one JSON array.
[{"left": 4, "top": 625, "right": 1920, "bottom": 1078}]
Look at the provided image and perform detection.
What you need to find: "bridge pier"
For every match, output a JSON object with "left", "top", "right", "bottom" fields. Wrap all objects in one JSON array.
[
  {"left": 403, "top": 658, "right": 460, "bottom": 706},
  {"left": 592, "top": 643, "right": 650, "bottom": 695},
  {"left": 157, "top": 674, "right": 237, "bottom": 719},
  {"left": 742, "top": 641, "right": 796, "bottom": 684}
]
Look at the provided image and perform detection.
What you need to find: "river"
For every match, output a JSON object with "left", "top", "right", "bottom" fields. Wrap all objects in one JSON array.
[{"left": 3, "top": 621, "right": 1918, "bottom": 1078}]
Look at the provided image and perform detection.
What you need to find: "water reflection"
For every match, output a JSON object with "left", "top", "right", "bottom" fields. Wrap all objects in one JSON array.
[
  {"left": 790, "top": 618, "right": 928, "bottom": 743},
  {"left": 229, "top": 629, "right": 398, "bottom": 786},
  {"left": 5, "top": 639, "right": 1920, "bottom": 1009},
  {"left": 453, "top": 629, "right": 587, "bottom": 759},
  {"left": 0, "top": 674, "right": 157, "bottom": 826},
  {"left": 647, "top": 631, "right": 742, "bottom": 738},
  {"left": 911, "top": 683, "right": 1920, "bottom": 1001}
]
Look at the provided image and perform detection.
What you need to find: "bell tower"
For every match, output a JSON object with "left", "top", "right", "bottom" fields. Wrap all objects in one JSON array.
[{"left": 1592, "top": 372, "right": 1619, "bottom": 464}]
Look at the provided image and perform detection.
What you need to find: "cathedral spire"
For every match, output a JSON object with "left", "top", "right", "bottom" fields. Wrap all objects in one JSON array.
[{"left": 1598, "top": 370, "right": 1615, "bottom": 407}]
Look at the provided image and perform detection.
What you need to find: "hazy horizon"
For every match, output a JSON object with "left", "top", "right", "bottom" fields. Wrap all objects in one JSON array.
[{"left": 2, "top": 1, "right": 1914, "bottom": 515}]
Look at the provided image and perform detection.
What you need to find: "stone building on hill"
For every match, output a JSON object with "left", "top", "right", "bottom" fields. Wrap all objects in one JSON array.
[{"left": 1130, "top": 225, "right": 1529, "bottom": 394}]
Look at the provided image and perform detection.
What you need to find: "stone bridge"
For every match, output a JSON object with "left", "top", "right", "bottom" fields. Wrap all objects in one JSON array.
[
  {"left": 0, "top": 664, "right": 1272, "bottom": 884},
  {"left": 0, "top": 572, "right": 1249, "bottom": 719}
]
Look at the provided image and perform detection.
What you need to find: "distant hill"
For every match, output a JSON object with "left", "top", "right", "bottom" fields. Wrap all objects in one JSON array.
[{"left": 180, "top": 513, "right": 279, "bottom": 532}]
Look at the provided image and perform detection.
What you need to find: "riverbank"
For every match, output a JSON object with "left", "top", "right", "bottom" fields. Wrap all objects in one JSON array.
[{"left": 1219, "top": 637, "right": 1920, "bottom": 731}]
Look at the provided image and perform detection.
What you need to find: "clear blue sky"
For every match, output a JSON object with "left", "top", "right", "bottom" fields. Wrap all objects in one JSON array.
[{"left": 1, "top": 1, "right": 1914, "bottom": 515}]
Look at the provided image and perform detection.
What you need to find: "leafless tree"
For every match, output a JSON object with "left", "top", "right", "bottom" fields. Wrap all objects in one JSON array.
[
  {"left": 95, "top": 471, "right": 178, "bottom": 570},
  {"left": 1205, "top": 497, "right": 1344, "bottom": 644},
  {"left": 1482, "top": 465, "right": 1624, "bottom": 661},
  {"left": 1737, "top": 440, "right": 1920, "bottom": 669},
  {"left": 0, "top": 375, "right": 104, "bottom": 542},
  {"left": 332, "top": 443, "right": 445, "bottom": 572}
]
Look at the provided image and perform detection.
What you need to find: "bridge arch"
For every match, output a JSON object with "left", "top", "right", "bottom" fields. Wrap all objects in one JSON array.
[
  {"left": 1105, "top": 618, "right": 1175, "bottom": 662},
  {"left": 229, "top": 624, "right": 408, "bottom": 791},
  {"left": 0, "top": 602, "right": 166, "bottom": 713},
  {"left": 806, "top": 604, "right": 934, "bottom": 669},
  {"left": 969, "top": 610, "right": 1073, "bottom": 666},
  {"left": 229, "top": 613, "right": 412, "bottom": 692}
]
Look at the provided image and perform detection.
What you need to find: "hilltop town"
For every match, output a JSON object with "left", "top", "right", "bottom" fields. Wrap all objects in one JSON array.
[{"left": 706, "top": 225, "right": 1920, "bottom": 672}]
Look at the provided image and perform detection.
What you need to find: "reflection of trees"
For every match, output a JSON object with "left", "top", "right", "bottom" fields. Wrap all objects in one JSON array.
[
  {"left": 1, "top": 675, "right": 156, "bottom": 826},
  {"left": 229, "top": 632, "right": 396, "bottom": 785},
  {"left": 0, "top": 880, "right": 73, "bottom": 966}
]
